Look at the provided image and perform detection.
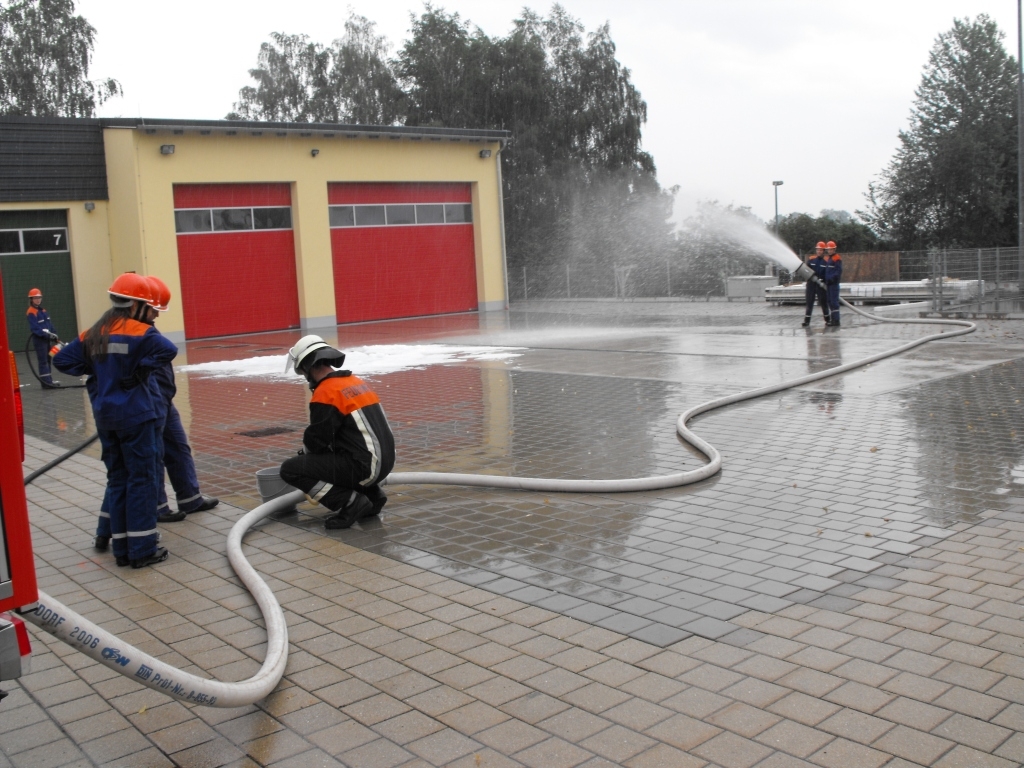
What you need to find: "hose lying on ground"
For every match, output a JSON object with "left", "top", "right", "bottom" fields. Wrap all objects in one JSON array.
[
  {"left": 16, "top": 297, "right": 975, "bottom": 708},
  {"left": 23, "top": 336, "right": 88, "bottom": 389},
  {"left": 385, "top": 298, "right": 976, "bottom": 492},
  {"left": 20, "top": 489, "right": 303, "bottom": 707},
  {"left": 23, "top": 434, "right": 100, "bottom": 486}
]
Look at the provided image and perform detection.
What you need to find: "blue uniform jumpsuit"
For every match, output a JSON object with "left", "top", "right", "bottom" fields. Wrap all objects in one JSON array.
[
  {"left": 825, "top": 254, "right": 843, "bottom": 325},
  {"left": 92, "top": 359, "right": 204, "bottom": 538},
  {"left": 26, "top": 304, "right": 56, "bottom": 385},
  {"left": 803, "top": 255, "right": 830, "bottom": 323},
  {"left": 54, "top": 319, "right": 179, "bottom": 561}
]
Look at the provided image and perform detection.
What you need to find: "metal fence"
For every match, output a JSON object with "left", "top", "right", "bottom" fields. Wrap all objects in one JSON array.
[
  {"left": 899, "top": 247, "right": 1023, "bottom": 312},
  {"left": 512, "top": 246, "right": 1024, "bottom": 309}
]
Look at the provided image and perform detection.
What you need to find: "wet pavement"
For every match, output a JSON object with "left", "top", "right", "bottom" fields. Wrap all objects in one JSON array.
[
  {"left": 16, "top": 299, "right": 1024, "bottom": 647},
  {"left": 6, "top": 298, "right": 1024, "bottom": 768}
]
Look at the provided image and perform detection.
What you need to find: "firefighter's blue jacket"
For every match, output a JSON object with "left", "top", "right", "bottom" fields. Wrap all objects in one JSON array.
[
  {"left": 26, "top": 305, "right": 55, "bottom": 338},
  {"left": 53, "top": 318, "right": 179, "bottom": 431}
]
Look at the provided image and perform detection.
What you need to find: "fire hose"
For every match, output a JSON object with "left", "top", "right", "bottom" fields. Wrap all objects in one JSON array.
[{"left": 17, "top": 291, "right": 975, "bottom": 707}]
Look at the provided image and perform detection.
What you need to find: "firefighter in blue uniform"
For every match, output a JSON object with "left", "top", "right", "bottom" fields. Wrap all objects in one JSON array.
[
  {"left": 280, "top": 335, "right": 395, "bottom": 530},
  {"left": 801, "top": 243, "right": 830, "bottom": 326},
  {"left": 144, "top": 277, "right": 219, "bottom": 519},
  {"left": 26, "top": 288, "right": 59, "bottom": 387},
  {"left": 824, "top": 240, "right": 843, "bottom": 327},
  {"left": 91, "top": 276, "right": 218, "bottom": 552},
  {"left": 54, "top": 273, "right": 179, "bottom": 568}
]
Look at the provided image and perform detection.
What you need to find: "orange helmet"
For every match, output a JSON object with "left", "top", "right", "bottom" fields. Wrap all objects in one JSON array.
[
  {"left": 108, "top": 272, "right": 153, "bottom": 307},
  {"left": 826, "top": 241, "right": 836, "bottom": 249},
  {"left": 27, "top": 288, "right": 42, "bottom": 298},
  {"left": 815, "top": 241, "right": 825, "bottom": 249},
  {"left": 146, "top": 276, "right": 171, "bottom": 312}
]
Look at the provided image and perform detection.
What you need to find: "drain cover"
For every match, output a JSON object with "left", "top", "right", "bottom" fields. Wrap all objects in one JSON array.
[{"left": 236, "top": 426, "right": 296, "bottom": 438}]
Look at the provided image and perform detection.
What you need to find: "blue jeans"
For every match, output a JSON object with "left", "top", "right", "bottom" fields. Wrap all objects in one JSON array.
[{"left": 98, "top": 420, "right": 161, "bottom": 560}]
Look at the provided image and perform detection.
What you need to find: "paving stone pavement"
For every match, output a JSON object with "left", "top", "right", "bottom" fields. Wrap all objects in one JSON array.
[{"left": 4, "top": 299, "right": 1024, "bottom": 767}]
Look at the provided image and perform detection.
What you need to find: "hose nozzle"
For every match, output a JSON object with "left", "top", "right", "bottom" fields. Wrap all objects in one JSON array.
[{"left": 793, "top": 263, "right": 826, "bottom": 289}]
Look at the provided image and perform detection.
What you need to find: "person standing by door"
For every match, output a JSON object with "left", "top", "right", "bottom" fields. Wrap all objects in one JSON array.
[{"left": 26, "top": 288, "right": 59, "bottom": 388}]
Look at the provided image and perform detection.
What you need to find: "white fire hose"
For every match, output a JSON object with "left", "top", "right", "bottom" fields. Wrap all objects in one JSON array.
[
  {"left": 386, "top": 299, "right": 976, "bottom": 492},
  {"left": 18, "top": 297, "right": 974, "bottom": 707},
  {"left": 21, "top": 490, "right": 304, "bottom": 708}
]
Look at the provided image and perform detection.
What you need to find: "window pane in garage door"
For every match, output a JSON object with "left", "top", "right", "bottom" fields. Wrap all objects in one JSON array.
[
  {"left": 444, "top": 204, "right": 473, "bottom": 223},
  {"left": 212, "top": 208, "right": 253, "bottom": 231},
  {"left": 355, "top": 206, "right": 385, "bottom": 226},
  {"left": 386, "top": 205, "right": 415, "bottom": 225},
  {"left": 175, "top": 210, "right": 212, "bottom": 233},
  {"left": 253, "top": 207, "right": 292, "bottom": 230},
  {"left": 415, "top": 204, "right": 444, "bottom": 224},
  {"left": 329, "top": 206, "right": 355, "bottom": 227}
]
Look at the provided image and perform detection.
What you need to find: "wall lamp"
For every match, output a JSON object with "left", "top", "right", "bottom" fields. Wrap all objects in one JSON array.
[
  {"left": 310, "top": 148, "right": 320, "bottom": 157},
  {"left": 160, "top": 144, "right": 175, "bottom": 155},
  {"left": 84, "top": 202, "right": 95, "bottom": 213},
  {"left": 479, "top": 149, "right": 492, "bottom": 159}
]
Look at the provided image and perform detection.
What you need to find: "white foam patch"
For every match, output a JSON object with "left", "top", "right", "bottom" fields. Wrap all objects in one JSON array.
[{"left": 177, "top": 344, "right": 523, "bottom": 381}]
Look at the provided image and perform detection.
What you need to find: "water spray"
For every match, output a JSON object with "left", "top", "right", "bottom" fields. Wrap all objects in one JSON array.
[{"left": 15, "top": 224, "right": 975, "bottom": 709}]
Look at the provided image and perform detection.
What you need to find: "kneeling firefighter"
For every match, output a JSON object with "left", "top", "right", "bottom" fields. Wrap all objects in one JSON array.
[{"left": 280, "top": 335, "right": 394, "bottom": 529}]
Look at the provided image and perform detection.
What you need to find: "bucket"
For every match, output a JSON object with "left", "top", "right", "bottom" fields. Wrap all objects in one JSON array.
[{"left": 256, "top": 467, "right": 299, "bottom": 514}]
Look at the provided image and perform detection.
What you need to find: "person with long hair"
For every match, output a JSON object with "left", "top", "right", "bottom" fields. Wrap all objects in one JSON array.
[{"left": 53, "top": 273, "right": 179, "bottom": 568}]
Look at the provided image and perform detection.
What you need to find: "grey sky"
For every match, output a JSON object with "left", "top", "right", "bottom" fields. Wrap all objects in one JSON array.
[{"left": 84, "top": 0, "right": 1019, "bottom": 225}]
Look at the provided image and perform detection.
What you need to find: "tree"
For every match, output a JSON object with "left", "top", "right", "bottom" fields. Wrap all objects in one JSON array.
[
  {"left": 229, "top": 15, "right": 403, "bottom": 124},
  {"left": 0, "top": 0, "right": 120, "bottom": 117},
  {"left": 777, "top": 210, "right": 884, "bottom": 255},
  {"left": 863, "top": 15, "right": 1018, "bottom": 249}
]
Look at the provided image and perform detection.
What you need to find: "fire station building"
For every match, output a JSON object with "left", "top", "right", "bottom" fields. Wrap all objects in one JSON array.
[{"left": 0, "top": 117, "right": 510, "bottom": 344}]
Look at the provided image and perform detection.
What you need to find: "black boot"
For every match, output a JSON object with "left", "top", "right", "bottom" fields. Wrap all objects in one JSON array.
[
  {"left": 158, "top": 511, "right": 186, "bottom": 523},
  {"left": 325, "top": 492, "right": 373, "bottom": 530},
  {"left": 185, "top": 496, "right": 219, "bottom": 513},
  {"left": 362, "top": 485, "right": 388, "bottom": 519},
  {"left": 131, "top": 547, "right": 169, "bottom": 569},
  {"left": 94, "top": 536, "right": 109, "bottom": 552},
  {"left": 115, "top": 555, "right": 130, "bottom": 567},
  {"left": 801, "top": 318, "right": 810, "bottom": 327}
]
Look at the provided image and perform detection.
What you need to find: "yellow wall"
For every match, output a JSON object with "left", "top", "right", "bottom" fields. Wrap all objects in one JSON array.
[
  {"left": 0, "top": 200, "right": 113, "bottom": 331},
  {"left": 101, "top": 128, "right": 507, "bottom": 339}
]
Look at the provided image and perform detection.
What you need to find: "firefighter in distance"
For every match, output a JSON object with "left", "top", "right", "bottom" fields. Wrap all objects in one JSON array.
[{"left": 26, "top": 288, "right": 60, "bottom": 387}]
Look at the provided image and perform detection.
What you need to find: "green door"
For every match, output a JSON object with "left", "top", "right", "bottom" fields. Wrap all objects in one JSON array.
[{"left": 0, "top": 210, "right": 79, "bottom": 349}]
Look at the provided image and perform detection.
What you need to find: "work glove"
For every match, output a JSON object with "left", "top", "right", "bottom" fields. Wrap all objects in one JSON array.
[{"left": 47, "top": 331, "right": 59, "bottom": 341}]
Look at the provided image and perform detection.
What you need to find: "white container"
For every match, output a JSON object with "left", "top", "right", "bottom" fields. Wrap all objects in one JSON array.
[{"left": 255, "top": 467, "right": 299, "bottom": 514}]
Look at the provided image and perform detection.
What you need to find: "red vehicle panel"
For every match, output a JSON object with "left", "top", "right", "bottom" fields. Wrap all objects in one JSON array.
[{"left": 0, "top": 272, "right": 39, "bottom": 613}]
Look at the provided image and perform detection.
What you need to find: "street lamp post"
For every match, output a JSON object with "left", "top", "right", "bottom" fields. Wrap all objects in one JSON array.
[{"left": 772, "top": 180, "right": 784, "bottom": 234}]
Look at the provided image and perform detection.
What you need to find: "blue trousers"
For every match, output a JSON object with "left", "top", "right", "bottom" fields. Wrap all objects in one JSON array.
[
  {"left": 98, "top": 404, "right": 202, "bottom": 536},
  {"left": 32, "top": 336, "right": 52, "bottom": 383},
  {"left": 804, "top": 283, "right": 829, "bottom": 321},
  {"left": 98, "top": 420, "right": 161, "bottom": 560},
  {"left": 827, "top": 284, "right": 841, "bottom": 322}
]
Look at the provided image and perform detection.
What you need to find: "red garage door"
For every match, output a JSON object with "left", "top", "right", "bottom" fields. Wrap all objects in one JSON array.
[
  {"left": 174, "top": 183, "right": 300, "bottom": 339},
  {"left": 328, "top": 182, "right": 478, "bottom": 324}
]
